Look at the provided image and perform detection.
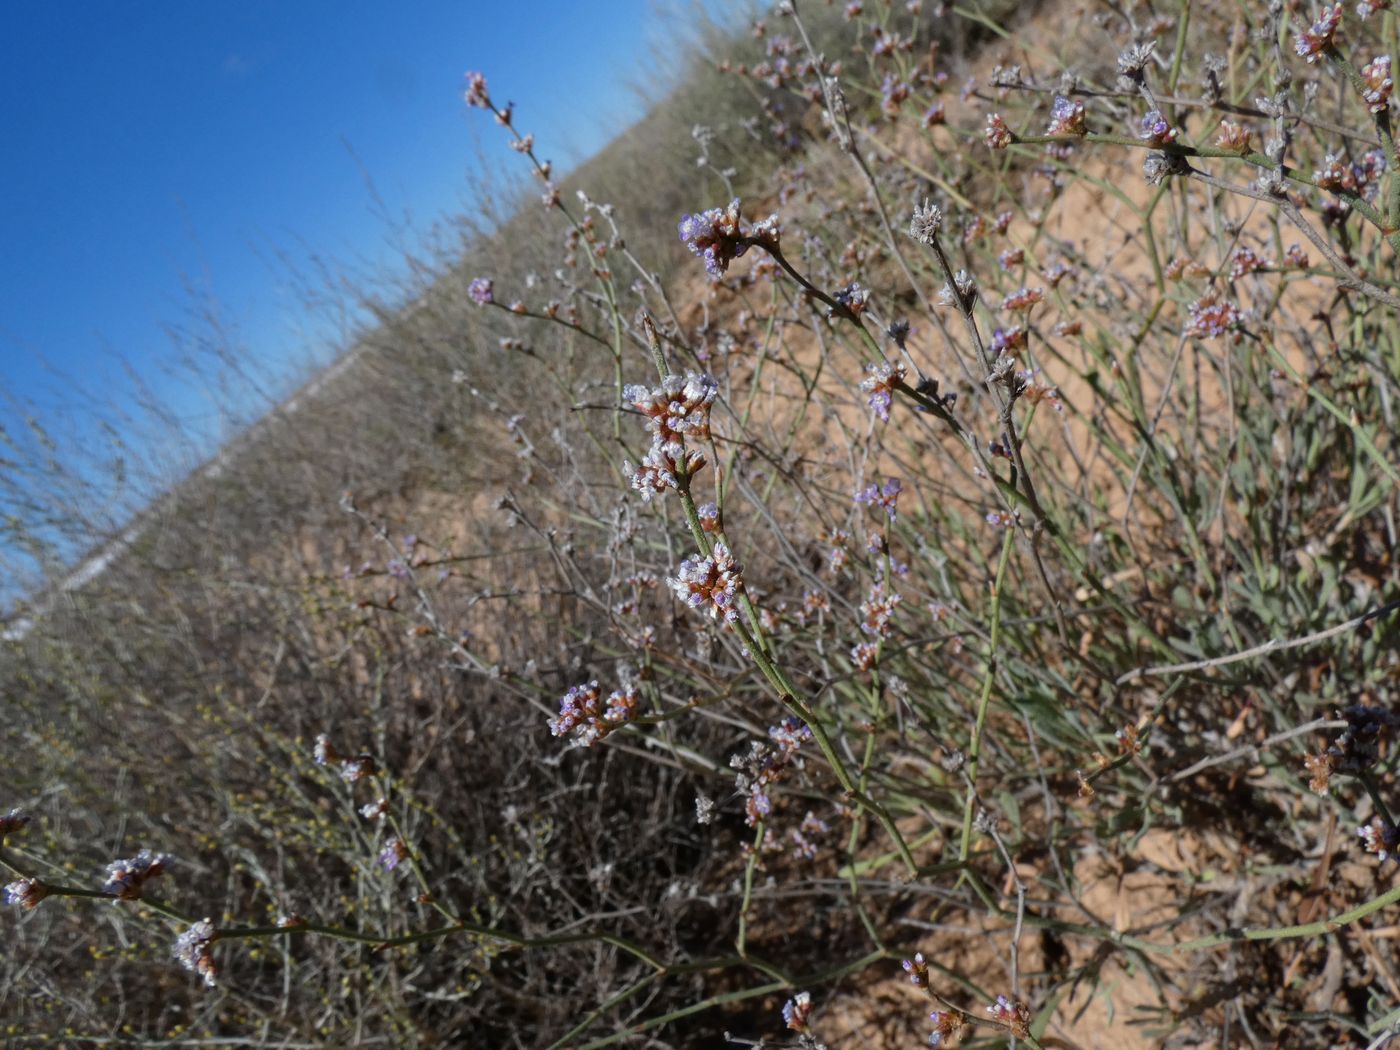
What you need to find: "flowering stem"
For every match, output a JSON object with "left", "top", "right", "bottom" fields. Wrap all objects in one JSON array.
[
  {"left": 735, "top": 821, "right": 764, "bottom": 956},
  {"left": 638, "top": 312, "right": 918, "bottom": 875},
  {"left": 1359, "top": 772, "right": 1397, "bottom": 830},
  {"left": 1013, "top": 132, "right": 1391, "bottom": 232},
  {"left": 959, "top": 526, "right": 1014, "bottom": 866}
]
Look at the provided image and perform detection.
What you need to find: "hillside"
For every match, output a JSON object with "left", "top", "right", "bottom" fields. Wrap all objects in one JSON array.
[{"left": 7, "top": 1, "right": 1400, "bottom": 1047}]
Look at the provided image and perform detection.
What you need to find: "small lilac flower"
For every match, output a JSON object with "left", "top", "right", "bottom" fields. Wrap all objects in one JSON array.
[
  {"left": 360, "top": 798, "right": 389, "bottom": 821},
  {"left": 463, "top": 71, "right": 490, "bottom": 108},
  {"left": 855, "top": 477, "right": 902, "bottom": 520},
  {"left": 1359, "top": 818, "right": 1400, "bottom": 862},
  {"left": 669, "top": 542, "right": 743, "bottom": 623},
  {"left": 833, "top": 282, "right": 869, "bottom": 318},
  {"left": 1362, "top": 55, "right": 1393, "bottom": 111},
  {"left": 783, "top": 991, "right": 813, "bottom": 1032},
  {"left": 860, "top": 584, "right": 901, "bottom": 638},
  {"left": 677, "top": 199, "right": 779, "bottom": 278},
  {"left": 313, "top": 734, "right": 338, "bottom": 766},
  {"left": 387, "top": 558, "right": 410, "bottom": 580},
  {"left": 546, "top": 679, "right": 639, "bottom": 747},
  {"left": 1185, "top": 293, "right": 1243, "bottom": 340},
  {"left": 468, "top": 277, "right": 494, "bottom": 306},
  {"left": 985, "top": 112, "right": 1013, "bottom": 149},
  {"left": 1046, "top": 95, "right": 1086, "bottom": 136},
  {"left": 929, "top": 1010, "right": 963, "bottom": 1046},
  {"left": 1296, "top": 5, "right": 1343, "bottom": 63},
  {"left": 850, "top": 640, "right": 879, "bottom": 671},
  {"left": 1002, "top": 286, "right": 1044, "bottom": 312},
  {"left": 4, "top": 878, "right": 46, "bottom": 910},
  {"left": 626, "top": 445, "right": 705, "bottom": 502},
  {"left": 379, "top": 837, "right": 409, "bottom": 871},
  {"left": 860, "top": 360, "right": 906, "bottom": 421},
  {"left": 1314, "top": 152, "right": 1357, "bottom": 192},
  {"left": 1138, "top": 109, "right": 1177, "bottom": 146},
  {"left": 881, "top": 73, "right": 911, "bottom": 117},
  {"left": 696, "top": 501, "right": 720, "bottom": 531},
  {"left": 903, "top": 951, "right": 929, "bottom": 987},
  {"left": 769, "top": 717, "right": 812, "bottom": 757},
  {"left": 986, "top": 994, "right": 1029, "bottom": 1034},
  {"left": 103, "top": 849, "right": 169, "bottom": 900},
  {"left": 923, "top": 102, "right": 947, "bottom": 127},
  {"left": 173, "top": 918, "right": 219, "bottom": 988},
  {"left": 991, "top": 326, "right": 1026, "bottom": 355},
  {"left": 1229, "top": 247, "right": 1270, "bottom": 280},
  {"left": 1359, "top": 0, "right": 1391, "bottom": 19},
  {"left": 625, "top": 372, "right": 719, "bottom": 454},
  {"left": 339, "top": 753, "right": 378, "bottom": 783}
]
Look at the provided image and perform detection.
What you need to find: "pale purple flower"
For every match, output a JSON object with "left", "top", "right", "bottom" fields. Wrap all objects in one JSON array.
[
  {"left": 855, "top": 477, "right": 902, "bottom": 520},
  {"left": 1138, "top": 109, "right": 1177, "bottom": 146},
  {"left": 4, "top": 878, "right": 46, "bottom": 910},
  {"left": 1296, "top": 5, "right": 1343, "bottom": 62},
  {"left": 173, "top": 919, "right": 218, "bottom": 987},
  {"left": 860, "top": 360, "right": 906, "bottom": 421},
  {"left": 379, "top": 837, "right": 409, "bottom": 871},
  {"left": 1046, "top": 95, "right": 1086, "bottom": 136},
  {"left": 468, "top": 277, "right": 494, "bottom": 306},
  {"left": 103, "top": 849, "right": 169, "bottom": 900},
  {"left": 669, "top": 542, "right": 743, "bottom": 623}
]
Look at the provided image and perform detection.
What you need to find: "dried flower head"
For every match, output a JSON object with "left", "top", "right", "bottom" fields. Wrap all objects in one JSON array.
[
  {"left": 1117, "top": 41, "right": 1157, "bottom": 82},
  {"left": 908, "top": 199, "right": 944, "bottom": 244},
  {"left": 1215, "top": 120, "right": 1251, "bottom": 152},
  {"left": 939, "top": 269, "right": 976, "bottom": 307}
]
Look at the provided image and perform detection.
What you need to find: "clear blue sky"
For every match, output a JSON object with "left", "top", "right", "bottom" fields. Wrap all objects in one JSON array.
[{"left": 0, "top": 0, "right": 658, "bottom": 470}]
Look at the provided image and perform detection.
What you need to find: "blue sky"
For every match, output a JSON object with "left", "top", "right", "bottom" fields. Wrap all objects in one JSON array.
[{"left": 0, "top": 0, "right": 660, "bottom": 478}]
